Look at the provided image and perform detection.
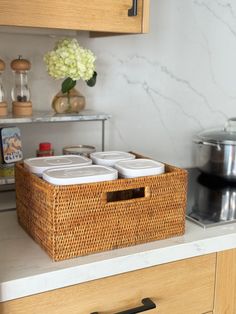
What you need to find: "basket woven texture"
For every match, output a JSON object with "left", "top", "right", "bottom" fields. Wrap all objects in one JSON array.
[{"left": 15, "top": 153, "right": 187, "bottom": 261}]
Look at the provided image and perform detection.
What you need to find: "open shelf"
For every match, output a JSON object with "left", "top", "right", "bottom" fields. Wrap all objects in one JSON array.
[
  {"left": 0, "top": 109, "right": 111, "bottom": 193},
  {"left": 0, "top": 183, "right": 15, "bottom": 192},
  {"left": 0, "top": 109, "right": 111, "bottom": 124}
]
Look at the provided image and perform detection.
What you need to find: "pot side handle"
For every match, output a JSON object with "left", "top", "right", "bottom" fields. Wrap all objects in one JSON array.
[{"left": 193, "top": 139, "right": 221, "bottom": 151}]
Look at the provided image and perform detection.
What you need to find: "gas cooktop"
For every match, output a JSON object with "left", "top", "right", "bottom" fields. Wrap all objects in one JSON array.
[{"left": 186, "top": 168, "right": 236, "bottom": 228}]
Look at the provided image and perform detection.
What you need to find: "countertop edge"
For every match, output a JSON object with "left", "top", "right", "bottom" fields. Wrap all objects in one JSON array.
[{"left": 1, "top": 231, "right": 236, "bottom": 302}]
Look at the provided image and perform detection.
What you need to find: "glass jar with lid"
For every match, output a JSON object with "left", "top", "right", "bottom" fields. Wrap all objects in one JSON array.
[
  {"left": 0, "top": 59, "right": 8, "bottom": 116},
  {"left": 11, "top": 56, "right": 32, "bottom": 116}
]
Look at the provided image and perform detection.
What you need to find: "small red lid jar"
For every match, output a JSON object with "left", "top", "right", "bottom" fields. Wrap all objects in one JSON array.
[{"left": 36, "top": 142, "right": 54, "bottom": 157}]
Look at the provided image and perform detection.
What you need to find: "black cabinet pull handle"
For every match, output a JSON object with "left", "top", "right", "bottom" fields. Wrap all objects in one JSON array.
[
  {"left": 128, "top": 0, "right": 138, "bottom": 16},
  {"left": 91, "top": 297, "right": 156, "bottom": 314}
]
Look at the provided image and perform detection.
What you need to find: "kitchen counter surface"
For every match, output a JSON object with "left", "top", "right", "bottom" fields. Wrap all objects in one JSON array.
[{"left": 1, "top": 210, "right": 236, "bottom": 302}]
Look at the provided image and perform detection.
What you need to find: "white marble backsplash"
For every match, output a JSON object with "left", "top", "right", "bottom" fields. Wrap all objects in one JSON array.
[{"left": 0, "top": 0, "right": 236, "bottom": 167}]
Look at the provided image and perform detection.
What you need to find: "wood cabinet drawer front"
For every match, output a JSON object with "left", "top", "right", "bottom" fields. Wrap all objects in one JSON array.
[
  {"left": 1, "top": 253, "right": 216, "bottom": 314},
  {"left": 0, "top": 0, "right": 148, "bottom": 33}
]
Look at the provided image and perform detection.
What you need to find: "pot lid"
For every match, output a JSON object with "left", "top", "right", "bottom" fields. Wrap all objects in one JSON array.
[{"left": 196, "top": 118, "right": 236, "bottom": 145}]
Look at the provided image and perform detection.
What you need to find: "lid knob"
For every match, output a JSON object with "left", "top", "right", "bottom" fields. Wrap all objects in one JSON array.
[
  {"left": 224, "top": 118, "right": 236, "bottom": 133},
  {"left": 11, "top": 56, "right": 31, "bottom": 71}
]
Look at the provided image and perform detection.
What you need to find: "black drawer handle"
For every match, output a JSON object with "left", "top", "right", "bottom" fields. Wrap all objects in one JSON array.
[
  {"left": 91, "top": 297, "right": 156, "bottom": 314},
  {"left": 128, "top": 0, "right": 138, "bottom": 16}
]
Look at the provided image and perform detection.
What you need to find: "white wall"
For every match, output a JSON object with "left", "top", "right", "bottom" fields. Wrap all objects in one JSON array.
[{"left": 0, "top": 0, "right": 235, "bottom": 167}]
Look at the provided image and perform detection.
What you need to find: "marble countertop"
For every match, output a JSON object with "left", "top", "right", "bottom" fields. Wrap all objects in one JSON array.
[{"left": 1, "top": 210, "right": 236, "bottom": 302}]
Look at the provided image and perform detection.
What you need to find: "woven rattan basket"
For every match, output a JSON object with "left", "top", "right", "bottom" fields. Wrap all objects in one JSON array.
[{"left": 15, "top": 153, "right": 187, "bottom": 261}]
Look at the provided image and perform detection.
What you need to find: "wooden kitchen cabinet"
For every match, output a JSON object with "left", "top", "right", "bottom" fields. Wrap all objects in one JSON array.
[
  {"left": 1, "top": 254, "right": 216, "bottom": 314},
  {"left": 214, "top": 249, "right": 236, "bottom": 314},
  {"left": 0, "top": 0, "right": 149, "bottom": 34}
]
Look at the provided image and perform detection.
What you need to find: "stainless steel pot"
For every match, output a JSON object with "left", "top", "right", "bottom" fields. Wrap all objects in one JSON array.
[
  {"left": 190, "top": 173, "right": 236, "bottom": 222},
  {"left": 194, "top": 118, "right": 236, "bottom": 181}
]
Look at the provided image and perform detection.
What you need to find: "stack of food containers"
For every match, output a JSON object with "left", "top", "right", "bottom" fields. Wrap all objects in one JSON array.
[{"left": 24, "top": 151, "right": 165, "bottom": 185}]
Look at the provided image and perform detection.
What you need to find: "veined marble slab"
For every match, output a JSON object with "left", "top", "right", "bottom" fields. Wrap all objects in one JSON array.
[{"left": 1, "top": 211, "right": 236, "bottom": 302}]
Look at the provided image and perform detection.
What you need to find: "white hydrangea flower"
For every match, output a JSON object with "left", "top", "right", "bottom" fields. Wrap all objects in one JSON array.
[{"left": 44, "top": 38, "right": 96, "bottom": 81}]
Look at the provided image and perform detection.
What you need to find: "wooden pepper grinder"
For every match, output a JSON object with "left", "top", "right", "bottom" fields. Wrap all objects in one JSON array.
[
  {"left": 0, "top": 59, "right": 8, "bottom": 116},
  {"left": 11, "top": 56, "right": 32, "bottom": 116}
]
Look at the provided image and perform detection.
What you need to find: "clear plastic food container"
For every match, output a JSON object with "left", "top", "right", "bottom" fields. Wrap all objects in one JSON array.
[
  {"left": 42, "top": 165, "right": 118, "bottom": 185},
  {"left": 24, "top": 155, "right": 92, "bottom": 176},
  {"left": 63, "top": 145, "right": 96, "bottom": 157},
  {"left": 90, "top": 151, "right": 135, "bottom": 167},
  {"left": 114, "top": 159, "right": 165, "bottom": 178}
]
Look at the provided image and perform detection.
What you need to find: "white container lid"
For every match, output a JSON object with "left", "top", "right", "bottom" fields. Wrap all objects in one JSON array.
[
  {"left": 115, "top": 159, "right": 165, "bottom": 178},
  {"left": 24, "top": 155, "right": 92, "bottom": 176},
  {"left": 42, "top": 165, "right": 118, "bottom": 185},
  {"left": 90, "top": 151, "right": 135, "bottom": 167}
]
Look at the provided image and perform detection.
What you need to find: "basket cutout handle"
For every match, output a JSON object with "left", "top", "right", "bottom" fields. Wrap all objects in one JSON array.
[{"left": 104, "top": 186, "right": 150, "bottom": 203}]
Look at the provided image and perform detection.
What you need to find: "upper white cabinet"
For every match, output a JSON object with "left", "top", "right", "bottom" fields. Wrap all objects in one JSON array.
[{"left": 0, "top": 0, "right": 150, "bottom": 34}]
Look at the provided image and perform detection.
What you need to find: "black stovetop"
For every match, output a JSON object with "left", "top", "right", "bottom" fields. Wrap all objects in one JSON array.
[{"left": 186, "top": 168, "right": 236, "bottom": 228}]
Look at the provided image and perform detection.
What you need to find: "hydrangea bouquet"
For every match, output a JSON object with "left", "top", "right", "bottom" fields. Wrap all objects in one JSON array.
[{"left": 44, "top": 38, "right": 97, "bottom": 94}]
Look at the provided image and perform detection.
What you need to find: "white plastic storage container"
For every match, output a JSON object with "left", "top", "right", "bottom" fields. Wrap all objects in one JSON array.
[
  {"left": 24, "top": 155, "right": 92, "bottom": 176},
  {"left": 42, "top": 165, "right": 118, "bottom": 185},
  {"left": 90, "top": 151, "right": 135, "bottom": 167},
  {"left": 115, "top": 159, "right": 165, "bottom": 178}
]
